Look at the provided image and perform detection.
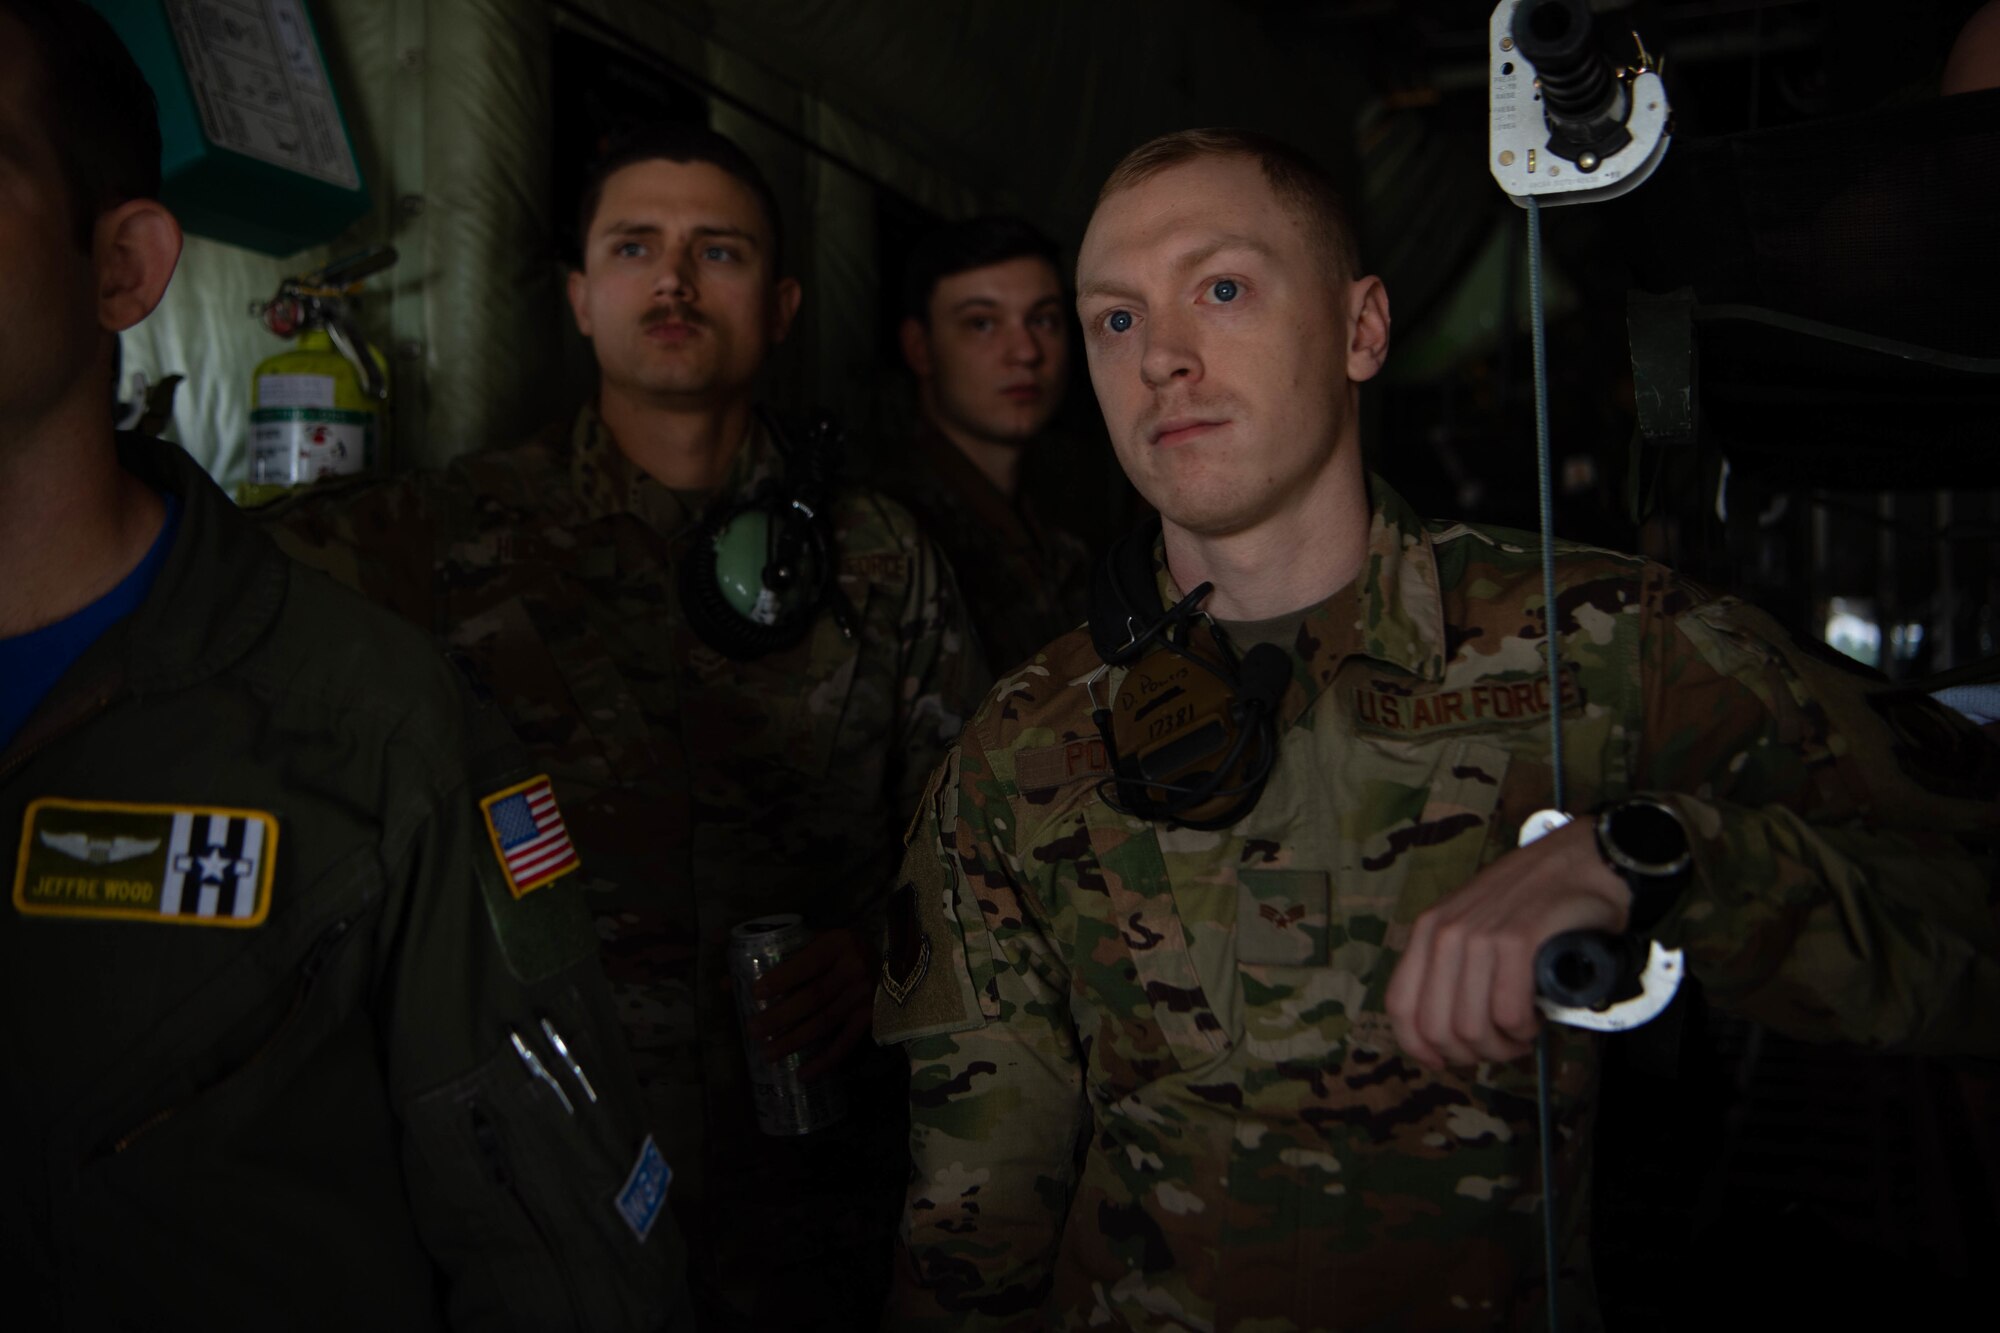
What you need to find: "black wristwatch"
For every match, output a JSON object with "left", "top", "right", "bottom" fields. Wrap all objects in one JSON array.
[{"left": 1594, "top": 796, "right": 1693, "bottom": 935}]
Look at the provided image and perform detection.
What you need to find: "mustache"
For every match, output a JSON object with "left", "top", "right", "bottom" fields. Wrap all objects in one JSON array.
[
  {"left": 1137, "top": 393, "right": 1237, "bottom": 438},
  {"left": 640, "top": 304, "right": 706, "bottom": 331}
]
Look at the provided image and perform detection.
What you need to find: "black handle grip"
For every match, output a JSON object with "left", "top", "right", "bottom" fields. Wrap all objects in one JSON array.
[{"left": 1534, "top": 929, "right": 1648, "bottom": 1011}]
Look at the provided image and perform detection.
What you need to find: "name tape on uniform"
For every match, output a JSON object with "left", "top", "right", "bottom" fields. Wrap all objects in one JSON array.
[
  {"left": 479, "top": 775, "right": 579, "bottom": 898},
  {"left": 13, "top": 798, "right": 278, "bottom": 927},
  {"left": 1016, "top": 737, "right": 1111, "bottom": 792},
  {"left": 840, "top": 552, "right": 908, "bottom": 583},
  {"left": 1353, "top": 670, "right": 1585, "bottom": 739}
]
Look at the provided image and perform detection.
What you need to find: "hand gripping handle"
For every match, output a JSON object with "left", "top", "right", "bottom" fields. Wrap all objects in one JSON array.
[
  {"left": 1519, "top": 809, "right": 1685, "bottom": 1032},
  {"left": 1534, "top": 928, "right": 1644, "bottom": 1010}
]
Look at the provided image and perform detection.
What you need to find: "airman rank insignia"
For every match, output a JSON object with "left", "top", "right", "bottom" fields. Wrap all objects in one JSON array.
[
  {"left": 13, "top": 798, "right": 278, "bottom": 926},
  {"left": 480, "top": 775, "right": 580, "bottom": 898}
]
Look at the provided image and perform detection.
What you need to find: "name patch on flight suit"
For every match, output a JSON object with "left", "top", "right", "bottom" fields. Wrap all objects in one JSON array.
[
  {"left": 12, "top": 798, "right": 277, "bottom": 926},
  {"left": 1353, "top": 670, "right": 1584, "bottom": 739}
]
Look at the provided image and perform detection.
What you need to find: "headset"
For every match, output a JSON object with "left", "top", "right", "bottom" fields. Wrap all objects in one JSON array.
[
  {"left": 678, "top": 412, "right": 859, "bottom": 660},
  {"left": 1086, "top": 517, "right": 1292, "bottom": 830}
]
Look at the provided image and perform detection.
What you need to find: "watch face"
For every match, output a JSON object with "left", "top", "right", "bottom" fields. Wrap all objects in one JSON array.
[{"left": 1604, "top": 800, "right": 1691, "bottom": 877}]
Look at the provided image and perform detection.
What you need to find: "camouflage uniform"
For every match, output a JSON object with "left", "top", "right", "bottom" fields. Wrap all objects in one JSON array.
[
  {"left": 878, "top": 423, "right": 1091, "bottom": 676},
  {"left": 5, "top": 436, "right": 689, "bottom": 1331},
  {"left": 873, "top": 474, "right": 2000, "bottom": 1332},
  {"left": 267, "top": 406, "right": 985, "bottom": 1329}
]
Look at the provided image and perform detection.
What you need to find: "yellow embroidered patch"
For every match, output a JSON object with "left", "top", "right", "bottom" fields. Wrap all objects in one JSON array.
[{"left": 13, "top": 798, "right": 278, "bottom": 926}]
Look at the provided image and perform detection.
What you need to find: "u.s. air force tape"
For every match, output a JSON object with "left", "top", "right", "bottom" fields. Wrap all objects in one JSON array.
[{"left": 13, "top": 798, "right": 278, "bottom": 927}]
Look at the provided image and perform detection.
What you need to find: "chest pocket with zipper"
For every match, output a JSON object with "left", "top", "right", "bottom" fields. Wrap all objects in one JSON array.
[
  {"left": 49, "top": 838, "right": 378, "bottom": 1167},
  {"left": 401, "top": 980, "right": 676, "bottom": 1333},
  {"left": 45, "top": 864, "right": 385, "bottom": 1327}
]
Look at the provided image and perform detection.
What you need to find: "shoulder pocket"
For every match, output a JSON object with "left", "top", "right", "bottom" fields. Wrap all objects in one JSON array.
[
  {"left": 402, "top": 983, "right": 681, "bottom": 1332},
  {"left": 874, "top": 751, "right": 995, "bottom": 1044}
]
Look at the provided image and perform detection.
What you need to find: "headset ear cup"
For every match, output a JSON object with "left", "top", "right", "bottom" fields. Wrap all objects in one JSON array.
[
  {"left": 1110, "top": 750, "right": 1159, "bottom": 823},
  {"left": 1097, "top": 630, "right": 1285, "bottom": 830},
  {"left": 679, "top": 501, "right": 826, "bottom": 661},
  {"left": 673, "top": 411, "right": 852, "bottom": 661}
]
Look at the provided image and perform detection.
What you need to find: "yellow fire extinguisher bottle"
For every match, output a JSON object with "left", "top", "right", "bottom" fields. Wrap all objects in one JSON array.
[{"left": 237, "top": 326, "right": 390, "bottom": 508}]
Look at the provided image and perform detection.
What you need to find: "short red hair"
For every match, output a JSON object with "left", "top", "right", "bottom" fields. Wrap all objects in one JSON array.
[{"left": 1097, "top": 128, "right": 1362, "bottom": 285}]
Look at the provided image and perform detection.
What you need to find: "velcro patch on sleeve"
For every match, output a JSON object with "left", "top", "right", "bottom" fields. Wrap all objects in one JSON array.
[
  {"left": 479, "top": 775, "right": 579, "bottom": 897},
  {"left": 874, "top": 750, "right": 991, "bottom": 1045},
  {"left": 13, "top": 798, "right": 277, "bottom": 927}
]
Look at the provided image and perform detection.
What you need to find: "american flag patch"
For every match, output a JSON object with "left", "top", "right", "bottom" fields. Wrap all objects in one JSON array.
[{"left": 479, "top": 776, "right": 579, "bottom": 898}]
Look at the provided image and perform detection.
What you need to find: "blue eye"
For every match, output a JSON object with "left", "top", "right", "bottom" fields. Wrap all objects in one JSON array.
[
  {"left": 1211, "top": 279, "right": 1239, "bottom": 302},
  {"left": 1106, "top": 310, "right": 1134, "bottom": 333}
]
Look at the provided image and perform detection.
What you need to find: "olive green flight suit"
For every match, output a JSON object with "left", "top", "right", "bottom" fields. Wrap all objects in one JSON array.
[{"left": 1, "top": 436, "right": 691, "bottom": 1331}]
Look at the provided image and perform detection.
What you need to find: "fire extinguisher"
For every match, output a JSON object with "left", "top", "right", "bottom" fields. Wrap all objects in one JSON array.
[{"left": 238, "top": 247, "right": 397, "bottom": 507}]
